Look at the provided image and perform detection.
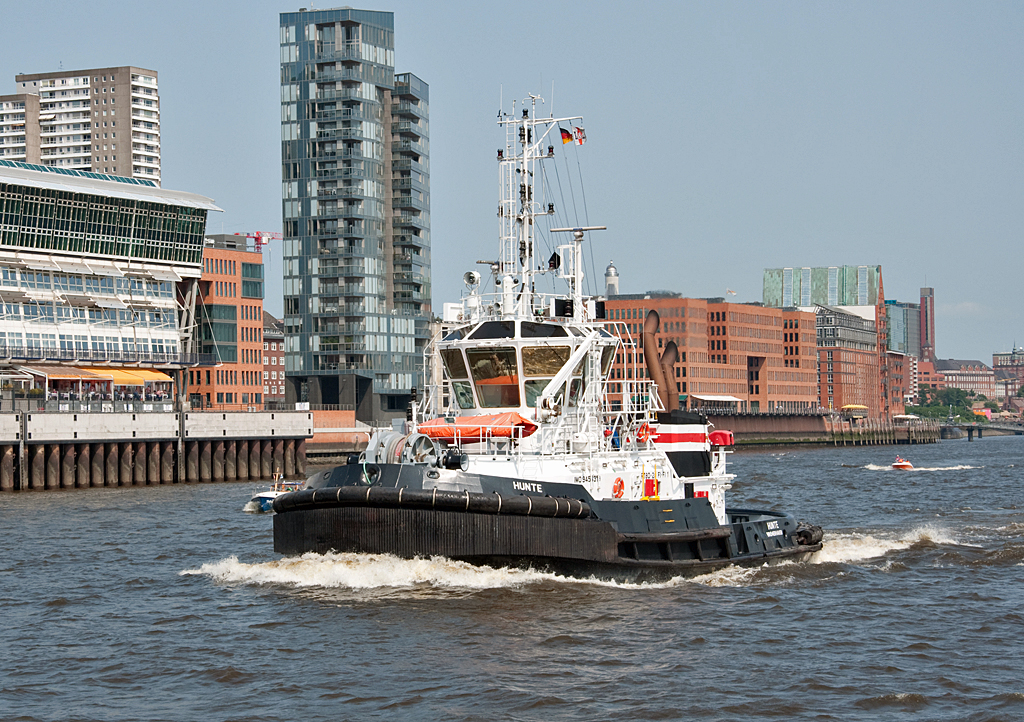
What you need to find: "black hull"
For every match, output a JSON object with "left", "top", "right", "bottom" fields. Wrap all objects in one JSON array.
[{"left": 272, "top": 486, "right": 822, "bottom": 583}]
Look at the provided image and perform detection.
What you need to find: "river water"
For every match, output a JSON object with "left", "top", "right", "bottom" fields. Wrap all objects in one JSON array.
[{"left": 2, "top": 436, "right": 1023, "bottom": 721}]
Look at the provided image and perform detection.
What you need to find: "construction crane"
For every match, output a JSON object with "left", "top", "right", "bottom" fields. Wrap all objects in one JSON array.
[{"left": 233, "top": 231, "right": 282, "bottom": 249}]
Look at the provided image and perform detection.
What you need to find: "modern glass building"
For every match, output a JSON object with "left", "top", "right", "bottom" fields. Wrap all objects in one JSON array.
[
  {"left": 763, "top": 265, "right": 883, "bottom": 308},
  {"left": 279, "top": 7, "right": 430, "bottom": 419},
  {"left": 884, "top": 299, "right": 921, "bottom": 358},
  {"left": 0, "top": 159, "right": 217, "bottom": 369}
]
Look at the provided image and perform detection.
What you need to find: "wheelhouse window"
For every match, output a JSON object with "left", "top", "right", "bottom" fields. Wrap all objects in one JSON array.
[
  {"left": 467, "top": 347, "right": 520, "bottom": 407},
  {"left": 441, "top": 348, "right": 475, "bottom": 409},
  {"left": 522, "top": 345, "right": 570, "bottom": 407},
  {"left": 469, "top": 321, "right": 515, "bottom": 339},
  {"left": 521, "top": 322, "right": 568, "bottom": 338}
]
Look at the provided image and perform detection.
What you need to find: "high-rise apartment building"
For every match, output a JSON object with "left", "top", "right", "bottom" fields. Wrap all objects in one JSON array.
[
  {"left": 0, "top": 94, "right": 40, "bottom": 162},
  {"left": 10, "top": 67, "right": 160, "bottom": 184},
  {"left": 279, "top": 7, "right": 430, "bottom": 421}
]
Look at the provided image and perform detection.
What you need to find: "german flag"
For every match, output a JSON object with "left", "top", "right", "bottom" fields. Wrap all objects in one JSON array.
[{"left": 560, "top": 127, "right": 573, "bottom": 144}]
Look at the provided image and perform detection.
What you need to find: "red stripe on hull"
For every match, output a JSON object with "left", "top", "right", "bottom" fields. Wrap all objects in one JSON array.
[{"left": 653, "top": 432, "right": 708, "bottom": 443}]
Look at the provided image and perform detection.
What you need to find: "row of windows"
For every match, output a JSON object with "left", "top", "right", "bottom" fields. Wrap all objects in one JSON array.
[
  {"left": 0, "top": 303, "right": 172, "bottom": 327},
  {"left": 0, "top": 184, "right": 203, "bottom": 263},
  {"left": 0, "top": 330, "right": 175, "bottom": 354}
]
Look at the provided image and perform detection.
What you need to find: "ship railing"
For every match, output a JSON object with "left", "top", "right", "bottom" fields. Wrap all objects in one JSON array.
[
  {"left": 449, "top": 422, "right": 531, "bottom": 456},
  {"left": 598, "top": 377, "right": 660, "bottom": 451}
]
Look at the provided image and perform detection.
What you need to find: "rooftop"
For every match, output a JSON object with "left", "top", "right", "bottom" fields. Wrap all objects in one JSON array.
[{"left": 0, "top": 160, "right": 221, "bottom": 211}]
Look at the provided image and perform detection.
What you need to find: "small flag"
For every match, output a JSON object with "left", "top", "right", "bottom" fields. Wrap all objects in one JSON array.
[
  {"left": 560, "top": 127, "right": 573, "bottom": 144},
  {"left": 727, "top": 288, "right": 736, "bottom": 296},
  {"left": 573, "top": 127, "right": 586, "bottom": 145}
]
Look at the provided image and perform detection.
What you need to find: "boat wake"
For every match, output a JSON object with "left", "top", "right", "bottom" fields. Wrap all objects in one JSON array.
[
  {"left": 181, "top": 552, "right": 563, "bottom": 591},
  {"left": 241, "top": 500, "right": 263, "bottom": 514},
  {"left": 809, "top": 525, "right": 959, "bottom": 564},
  {"left": 862, "top": 463, "right": 980, "bottom": 472},
  {"left": 181, "top": 527, "right": 959, "bottom": 594}
]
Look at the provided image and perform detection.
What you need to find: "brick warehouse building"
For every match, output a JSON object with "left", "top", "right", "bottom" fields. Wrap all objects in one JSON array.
[{"left": 603, "top": 294, "right": 817, "bottom": 413}]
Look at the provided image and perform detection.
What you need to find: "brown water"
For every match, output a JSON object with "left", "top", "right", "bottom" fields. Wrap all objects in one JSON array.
[{"left": 2, "top": 436, "right": 1023, "bottom": 721}]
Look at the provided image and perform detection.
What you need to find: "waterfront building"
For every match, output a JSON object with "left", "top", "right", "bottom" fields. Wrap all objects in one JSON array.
[
  {"left": 263, "top": 311, "right": 286, "bottom": 404},
  {"left": 916, "top": 360, "right": 946, "bottom": 402},
  {"left": 0, "top": 160, "right": 216, "bottom": 399},
  {"left": 814, "top": 305, "right": 880, "bottom": 415},
  {"left": 934, "top": 359, "right": 996, "bottom": 399},
  {"left": 920, "top": 287, "right": 935, "bottom": 363},
  {"left": 905, "top": 354, "right": 919, "bottom": 405},
  {"left": 11, "top": 67, "right": 160, "bottom": 185},
  {"left": 279, "top": 7, "right": 430, "bottom": 423},
  {"left": 884, "top": 300, "right": 921, "bottom": 358},
  {"left": 886, "top": 351, "right": 907, "bottom": 416},
  {"left": 187, "top": 234, "right": 264, "bottom": 409},
  {"left": 763, "top": 265, "right": 899, "bottom": 418},
  {"left": 603, "top": 294, "right": 817, "bottom": 413},
  {"left": 992, "top": 346, "right": 1024, "bottom": 402}
]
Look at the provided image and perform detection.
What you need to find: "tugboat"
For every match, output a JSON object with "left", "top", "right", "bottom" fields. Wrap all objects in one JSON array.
[{"left": 272, "top": 95, "right": 824, "bottom": 581}]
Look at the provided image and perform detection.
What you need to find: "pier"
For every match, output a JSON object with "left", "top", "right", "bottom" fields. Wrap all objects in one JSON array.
[
  {"left": 0, "top": 409, "right": 312, "bottom": 492},
  {"left": 702, "top": 412, "right": 941, "bottom": 447}
]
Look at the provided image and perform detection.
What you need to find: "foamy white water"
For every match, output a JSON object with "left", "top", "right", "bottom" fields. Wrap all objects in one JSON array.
[
  {"left": 181, "top": 523, "right": 967, "bottom": 593},
  {"left": 182, "top": 552, "right": 565, "bottom": 590},
  {"left": 862, "top": 463, "right": 981, "bottom": 471},
  {"left": 810, "top": 525, "right": 959, "bottom": 564}
]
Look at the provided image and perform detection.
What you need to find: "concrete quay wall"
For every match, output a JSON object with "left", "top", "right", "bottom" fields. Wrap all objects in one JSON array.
[{"left": 0, "top": 411, "right": 312, "bottom": 492}]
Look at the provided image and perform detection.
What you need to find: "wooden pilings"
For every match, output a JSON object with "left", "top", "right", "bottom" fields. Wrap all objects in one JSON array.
[
  {"left": 824, "top": 418, "right": 941, "bottom": 446},
  {"left": 0, "top": 436, "right": 308, "bottom": 492}
]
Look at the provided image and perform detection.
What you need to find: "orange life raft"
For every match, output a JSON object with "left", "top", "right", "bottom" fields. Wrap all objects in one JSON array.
[{"left": 418, "top": 412, "right": 538, "bottom": 443}]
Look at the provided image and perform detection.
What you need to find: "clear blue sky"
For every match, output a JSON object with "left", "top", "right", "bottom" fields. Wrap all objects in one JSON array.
[{"left": 3, "top": 1, "right": 1021, "bottom": 361}]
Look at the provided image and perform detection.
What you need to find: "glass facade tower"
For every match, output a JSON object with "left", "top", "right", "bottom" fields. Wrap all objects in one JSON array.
[{"left": 279, "top": 7, "right": 430, "bottom": 416}]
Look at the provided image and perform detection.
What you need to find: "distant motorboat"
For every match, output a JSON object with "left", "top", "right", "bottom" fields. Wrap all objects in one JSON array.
[
  {"left": 892, "top": 456, "right": 914, "bottom": 470},
  {"left": 248, "top": 474, "right": 304, "bottom": 513}
]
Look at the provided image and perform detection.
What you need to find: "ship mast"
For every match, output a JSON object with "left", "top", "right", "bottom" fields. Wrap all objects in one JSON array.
[{"left": 497, "top": 96, "right": 589, "bottom": 318}]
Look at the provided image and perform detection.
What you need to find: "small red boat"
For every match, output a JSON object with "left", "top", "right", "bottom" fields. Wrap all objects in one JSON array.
[{"left": 892, "top": 456, "right": 914, "bottom": 470}]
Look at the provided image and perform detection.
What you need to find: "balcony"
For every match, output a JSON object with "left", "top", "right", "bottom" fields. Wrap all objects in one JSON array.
[
  {"left": 393, "top": 139, "right": 427, "bottom": 157},
  {"left": 394, "top": 271, "right": 428, "bottom": 285},
  {"left": 390, "top": 121, "right": 425, "bottom": 136},
  {"left": 391, "top": 158, "right": 427, "bottom": 174},
  {"left": 391, "top": 101, "right": 426, "bottom": 119},
  {"left": 314, "top": 42, "right": 363, "bottom": 62},
  {"left": 392, "top": 213, "right": 428, "bottom": 230},
  {"left": 393, "top": 194, "right": 427, "bottom": 211}
]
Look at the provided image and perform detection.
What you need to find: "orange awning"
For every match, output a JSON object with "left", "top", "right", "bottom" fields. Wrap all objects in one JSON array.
[
  {"left": 124, "top": 369, "right": 173, "bottom": 382},
  {"left": 418, "top": 412, "right": 538, "bottom": 443},
  {"left": 22, "top": 366, "right": 108, "bottom": 381},
  {"left": 80, "top": 368, "right": 143, "bottom": 386}
]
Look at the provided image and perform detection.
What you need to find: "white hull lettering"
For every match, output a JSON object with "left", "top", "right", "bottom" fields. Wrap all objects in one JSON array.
[{"left": 512, "top": 481, "right": 543, "bottom": 493}]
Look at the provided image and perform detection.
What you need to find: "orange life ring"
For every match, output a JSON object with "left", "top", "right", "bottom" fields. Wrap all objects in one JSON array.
[
  {"left": 636, "top": 423, "right": 650, "bottom": 443},
  {"left": 612, "top": 477, "right": 624, "bottom": 499}
]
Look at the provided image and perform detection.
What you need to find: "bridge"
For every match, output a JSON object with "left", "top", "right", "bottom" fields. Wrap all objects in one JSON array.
[{"left": 944, "top": 423, "right": 1024, "bottom": 441}]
